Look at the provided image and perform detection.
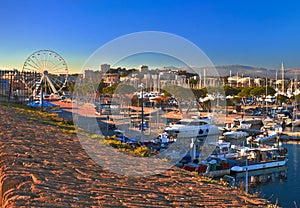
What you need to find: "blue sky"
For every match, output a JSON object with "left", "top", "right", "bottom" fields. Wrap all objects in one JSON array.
[{"left": 1, "top": 0, "right": 300, "bottom": 72}]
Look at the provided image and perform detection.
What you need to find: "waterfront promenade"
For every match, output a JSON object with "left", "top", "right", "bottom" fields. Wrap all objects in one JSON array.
[{"left": 0, "top": 103, "right": 272, "bottom": 207}]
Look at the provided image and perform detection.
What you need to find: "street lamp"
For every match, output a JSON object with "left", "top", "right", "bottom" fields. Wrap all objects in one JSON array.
[
  {"left": 139, "top": 83, "right": 145, "bottom": 138},
  {"left": 40, "top": 73, "right": 47, "bottom": 111},
  {"left": 40, "top": 78, "right": 44, "bottom": 111}
]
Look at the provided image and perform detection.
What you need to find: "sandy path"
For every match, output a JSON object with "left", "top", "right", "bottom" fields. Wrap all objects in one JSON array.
[{"left": 0, "top": 104, "right": 270, "bottom": 207}]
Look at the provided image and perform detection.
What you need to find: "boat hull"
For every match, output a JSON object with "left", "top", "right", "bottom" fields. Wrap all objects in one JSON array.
[
  {"left": 231, "top": 159, "right": 287, "bottom": 172},
  {"left": 202, "top": 169, "right": 231, "bottom": 178},
  {"left": 164, "top": 125, "right": 220, "bottom": 138},
  {"left": 223, "top": 131, "right": 248, "bottom": 140},
  {"left": 255, "top": 132, "right": 278, "bottom": 143}
]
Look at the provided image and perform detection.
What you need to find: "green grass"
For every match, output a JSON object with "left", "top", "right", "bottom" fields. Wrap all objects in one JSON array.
[
  {"left": 98, "top": 138, "right": 153, "bottom": 157},
  {"left": 0, "top": 101, "right": 76, "bottom": 134},
  {"left": 0, "top": 102, "right": 154, "bottom": 157}
]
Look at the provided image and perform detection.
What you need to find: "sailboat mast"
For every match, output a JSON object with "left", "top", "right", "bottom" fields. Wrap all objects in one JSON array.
[
  {"left": 281, "top": 62, "right": 285, "bottom": 93},
  {"left": 276, "top": 70, "right": 278, "bottom": 90},
  {"left": 295, "top": 78, "right": 298, "bottom": 119},
  {"left": 204, "top": 68, "right": 206, "bottom": 87},
  {"left": 266, "top": 77, "right": 268, "bottom": 116}
]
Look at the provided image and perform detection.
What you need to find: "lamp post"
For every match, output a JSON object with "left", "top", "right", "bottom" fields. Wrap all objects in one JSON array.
[
  {"left": 41, "top": 70, "right": 50, "bottom": 111},
  {"left": 141, "top": 85, "right": 144, "bottom": 132},
  {"left": 8, "top": 73, "right": 13, "bottom": 102},
  {"left": 8, "top": 72, "right": 18, "bottom": 102},
  {"left": 139, "top": 83, "right": 145, "bottom": 139},
  {"left": 40, "top": 75, "right": 45, "bottom": 111},
  {"left": 265, "top": 77, "right": 268, "bottom": 118}
]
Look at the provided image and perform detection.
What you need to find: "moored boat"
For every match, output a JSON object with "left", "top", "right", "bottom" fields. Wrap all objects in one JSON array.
[
  {"left": 223, "top": 130, "right": 249, "bottom": 140},
  {"left": 233, "top": 118, "right": 264, "bottom": 130},
  {"left": 164, "top": 117, "right": 220, "bottom": 138},
  {"left": 250, "top": 131, "right": 278, "bottom": 144},
  {"left": 247, "top": 122, "right": 282, "bottom": 144},
  {"left": 262, "top": 122, "right": 283, "bottom": 133},
  {"left": 210, "top": 140, "right": 239, "bottom": 159},
  {"left": 182, "top": 156, "right": 231, "bottom": 178},
  {"left": 292, "top": 119, "right": 300, "bottom": 127},
  {"left": 199, "top": 157, "right": 231, "bottom": 177},
  {"left": 230, "top": 147, "right": 288, "bottom": 172}
]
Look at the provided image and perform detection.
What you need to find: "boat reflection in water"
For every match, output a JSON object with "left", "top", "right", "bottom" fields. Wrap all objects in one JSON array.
[{"left": 230, "top": 165, "right": 288, "bottom": 189}]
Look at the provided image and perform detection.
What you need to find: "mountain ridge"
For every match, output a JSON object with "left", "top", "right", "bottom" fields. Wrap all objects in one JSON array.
[{"left": 180, "top": 64, "right": 299, "bottom": 78}]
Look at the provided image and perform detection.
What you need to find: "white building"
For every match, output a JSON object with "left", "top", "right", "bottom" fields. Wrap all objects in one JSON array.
[
  {"left": 138, "top": 65, "right": 149, "bottom": 73},
  {"left": 83, "top": 69, "right": 94, "bottom": 79}
]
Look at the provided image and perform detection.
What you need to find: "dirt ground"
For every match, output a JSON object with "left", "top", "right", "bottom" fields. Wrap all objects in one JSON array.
[{"left": 0, "top": 103, "right": 273, "bottom": 207}]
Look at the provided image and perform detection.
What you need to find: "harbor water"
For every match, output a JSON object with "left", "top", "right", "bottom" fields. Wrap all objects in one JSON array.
[{"left": 234, "top": 127, "right": 300, "bottom": 207}]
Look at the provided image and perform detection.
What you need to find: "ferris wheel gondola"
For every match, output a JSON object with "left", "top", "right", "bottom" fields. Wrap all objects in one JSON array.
[{"left": 22, "top": 50, "right": 68, "bottom": 100}]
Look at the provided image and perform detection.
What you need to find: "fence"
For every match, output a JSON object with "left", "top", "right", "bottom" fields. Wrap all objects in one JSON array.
[{"left": 0, "top": 69, "right": 38, "bottom": 103}]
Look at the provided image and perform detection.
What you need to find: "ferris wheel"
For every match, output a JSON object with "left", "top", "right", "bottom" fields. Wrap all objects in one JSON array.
[{"left": 22, "top": 50, "right": 68, "bottom": 99}]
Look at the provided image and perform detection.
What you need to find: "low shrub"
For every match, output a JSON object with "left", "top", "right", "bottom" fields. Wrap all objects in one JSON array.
[{"left": 133, "top": 146, "right": 152, "bottom": 157}]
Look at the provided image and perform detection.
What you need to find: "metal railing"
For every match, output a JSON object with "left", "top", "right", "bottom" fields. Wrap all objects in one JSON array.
[{"left": 0, "top": 69, "right": 37, "bottom": 103}]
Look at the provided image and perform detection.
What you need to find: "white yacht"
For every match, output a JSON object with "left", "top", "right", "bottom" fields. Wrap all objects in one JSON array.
[{"left": 164, "top": 118, "right": 220, "bottom": 138}]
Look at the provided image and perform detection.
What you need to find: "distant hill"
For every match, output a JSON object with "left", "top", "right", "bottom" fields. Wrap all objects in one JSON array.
[
  {"left": 182, "top": 64, "right": 299, "bottom": 78},
  {"left": 215, "top": 65, "right": 273, "bottom": 78},
  {"left": 286, "top": 68, "right": 300, "bottom": 78}
]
